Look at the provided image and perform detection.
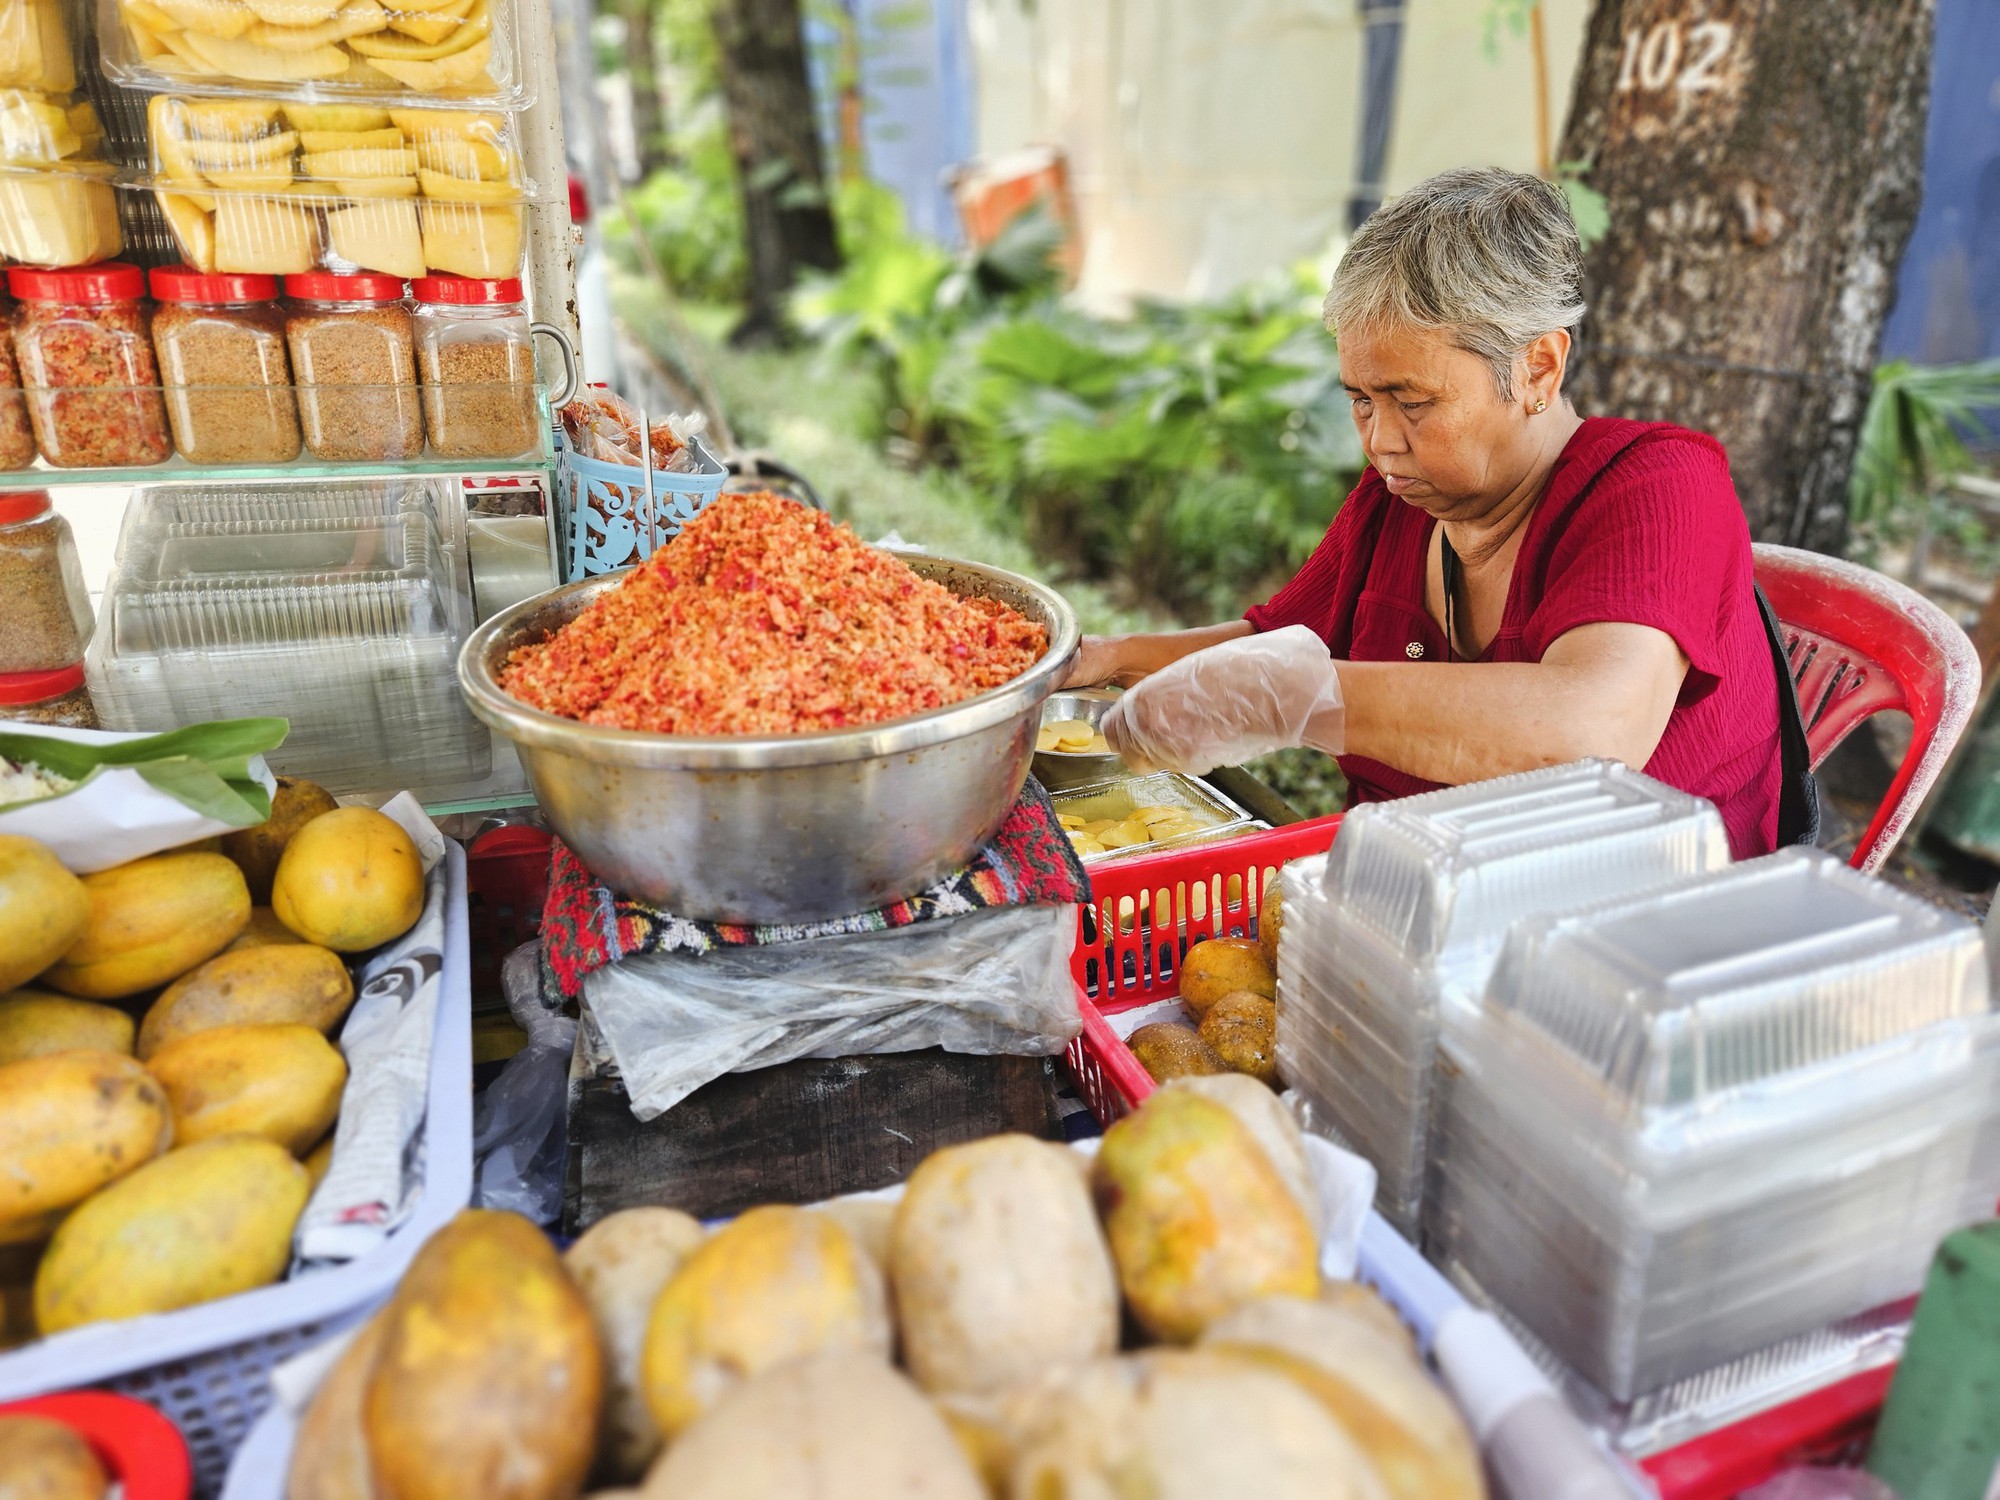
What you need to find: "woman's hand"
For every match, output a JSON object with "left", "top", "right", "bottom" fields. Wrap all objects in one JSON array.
[
  {"left": 1103, "top": 625, "right": 1347, "bottom": 775},
  {"left": 1058, "top": 622, "right": 1258, "bottom": 691}
]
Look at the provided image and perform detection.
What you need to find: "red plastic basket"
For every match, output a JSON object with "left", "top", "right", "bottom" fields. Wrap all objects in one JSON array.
[
  {"left": 0, "top": 1392, "right": 192, "bottom": 1500},
  {"left": 465, "top": 824, "right": 555, "bottom": 1004},
  {"left": 1056, "top": 814, "right": 1903, "bottom": 1496}
]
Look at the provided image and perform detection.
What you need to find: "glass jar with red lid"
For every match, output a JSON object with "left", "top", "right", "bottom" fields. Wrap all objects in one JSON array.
[
  {"left": 412, "top": 275, "right": 542, "bottom": 460},
  {"left": 150, "top": 265, "right": 300, "bottom": 467},
  {"left": 8, "top": 262, "right": 172, "bottom": 469},
  {"left": 0, "top": 490, "right": 92, "bottom": 678},
  {"left": 0, "top": 661, "right": 97, "bottom": 728},
  {"left": 283, "top": 271, "right": 423, "bottom": 462}
]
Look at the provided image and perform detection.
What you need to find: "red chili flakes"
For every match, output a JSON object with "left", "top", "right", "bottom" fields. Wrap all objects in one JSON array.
[{"left": 500, "top": 492, "right": 1051, "bottom": 735}]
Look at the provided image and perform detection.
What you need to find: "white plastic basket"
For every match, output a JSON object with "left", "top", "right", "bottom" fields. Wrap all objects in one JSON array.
[{"left": 0, "top": 842, "right": 474, "bottom": 1498}]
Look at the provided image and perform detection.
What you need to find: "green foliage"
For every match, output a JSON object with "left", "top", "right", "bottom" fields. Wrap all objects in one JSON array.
[
  {"left": 1850, "top": 360, "right": 2000, "bottom": 525},
  {"left": 795, "top": 194, "right": 1363, "bottom": 618},
  {"left": 1553, "top": 160, "right": 1610, "bottom": 251}
]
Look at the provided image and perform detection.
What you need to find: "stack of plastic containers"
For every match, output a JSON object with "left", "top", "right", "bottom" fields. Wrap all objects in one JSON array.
[
  {"left": 1276, "top": 761, "right": 1730, "bottom": 1233},
  {"left": 1429, "top": 847, "right": 2000, "bottom": 1401},
  {"left": 85, "top": 476, "right": 490, "bottom": 796}
]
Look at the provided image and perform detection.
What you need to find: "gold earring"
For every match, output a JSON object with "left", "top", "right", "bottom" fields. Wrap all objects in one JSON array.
[{"left": 1534, "top": 399, "right": 1548, "bottom": 413}]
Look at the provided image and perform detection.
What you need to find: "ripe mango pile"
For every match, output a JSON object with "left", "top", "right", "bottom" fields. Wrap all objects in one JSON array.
[
  {"left": 0, "top": 778, "right": 425, "bottom": 1347},
  {"left": 284, "top": 1080, "right": 1485, "bottom": 1500}
]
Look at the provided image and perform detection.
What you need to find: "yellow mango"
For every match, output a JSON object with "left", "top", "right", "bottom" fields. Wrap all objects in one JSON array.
[
  {"left": 41, "top": 852, "right": 249, "bottom": 1000},
  {"left": 0, "top": 1051, "right": 171, "bottom": 1244},
  {"left": 273, "top": 808, "right": 423, "bottom": 953},
  {"left": 0, "top": 1414, "right": 108, "bottom": 1499},
  {"left": 220, "top": 776, "right": 339, "bottom": 904},
  {"left": 139, "top": 942, "right": 353, "bottom": 1058},
  {"left": 641, "top": 1204, "right": 891, "bottom": 1439},
  {"left": 364, "top": 1210, "right": 602, "bottom": 1500},
  {"left": 0, "top": 835, "right": 88, "bottom": 993},
  {"left": 225, "top": 906, "right": 308, "bottom": 953},
  {"left": 1091, "top": 1089, "right": 1319, "bottom": 1343},
  {"left": 0, "top": 990, "right": 135, "bottom": 1064},
  {"left": 147, "top": 1023, "right": 346, "bottom": 1154},
  {"left": 303, "top": 1131, "right": 334, "bottom": 1190},
  {"left": 33, "top": 1135, "right": 308, "bottom": 1335},
  {"left": 288, "top": 1309, "right": 386, "bottom": 1500}
]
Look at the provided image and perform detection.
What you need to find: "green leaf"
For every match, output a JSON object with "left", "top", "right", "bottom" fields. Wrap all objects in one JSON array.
[{"left": 0, "top": 717, "right": 287, "bottom": 826}]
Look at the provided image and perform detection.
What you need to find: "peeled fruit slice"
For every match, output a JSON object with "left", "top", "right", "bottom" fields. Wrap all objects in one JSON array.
[
  {"left": 206, "top": 165, "right": 298, "bottom": 192},
  {"left": 283, "top": 102, "right": 391, "bottom": 131},
  {"left": 338, "top": 53, "right": 399, "bottom": 87},
  {"left": 388, "top": 106, "right": 501, "bottom": 140},
  {"left": 158, "top": 190, "right": 218, "bottom": 268},
  {"left": 0, "top": 99, "right": 79, "bottom": 163},
  {"left": 181, "top": 29, "right": 350, "bottom": 80},
  {"left": 124, "top": 0, "right": 184, "bottom": 35},
  {"left": 418, "top": 199, "right": 518, "bottom": 277},
  {"left": 304, "top": 146, "right": 415, "bottom": 177},
  {"left": 414, "top": 137, "right": 510, "bottom": 181},
  {"left": 153, "top": 0, "right": 255, "bottom": 39},
  {"left": 248, "top": 0, "right": 385, "bottom": 50},
  {"left": 333, "top": 174, "right": 419, "bottom": 197},
  {"left": 348, "top": 0, "right": 485, "bottom": 59},
  {"left": 328, "top": 197, "right": 423, "bottom": 277},
  {"left": 299, "top": 126, "right": 404, "bottom": 152},
  {"left": 130, "top": 22, "right": 171, "bottom": 57},
  {"left": 388, "top": 0, "right": 472, "bottom": 44},
  {"left": 369, "top": 32, "right": 490, "bottom": 90},
  {"left": 242, "top": 0, "right": 343, "bottom": 23},
  {"left": 214, "top": 192, "right": 319, "bottom": 275},
  {"left": 415, "top": 165, "right": 512, "bottom": 203},
  {"left": 179, "top": 98, "right": 284, "bottom": 138},
  {"left": 154, "top": 28, "right": 228, "bottom": 74},
  {"left": 185, "top": 129, "right": 297, "bottom": 169}
]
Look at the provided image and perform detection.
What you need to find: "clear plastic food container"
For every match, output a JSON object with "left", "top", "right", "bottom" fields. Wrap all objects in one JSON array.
[
  {"left": 146, "top": 96, "right": 529, "bottom": 280},
  {"left": 8, "top": 262, "right": 173, "bottom": 469},
  {"left": 283, "top": 271, "right": 424, "bottom": 461},
  {"left": 412, "top": 274, "right": 537, "bottom": 459},
  {"left": 1275, "top": 760, "right": 1730, "bottom": 1233},
  {"left": 1429, "top": 847, "right": 2000, "bottom": 1400},
  {"left": 150, "top": 265, "right": 301, "bottom": 465},
  {"left": 0, "top": 0, "right": 74, "bottom": 93},
  {"left": 104, "top": 0, "right": 529, "bottom": 111},
  {"left": 0, "top": 91, "right": 120, "bottom": 267}
]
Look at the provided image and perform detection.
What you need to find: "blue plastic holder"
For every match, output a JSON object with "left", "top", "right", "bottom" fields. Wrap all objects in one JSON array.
[{"left": 555, "top": 432, "right": 728, "bottom": 582}]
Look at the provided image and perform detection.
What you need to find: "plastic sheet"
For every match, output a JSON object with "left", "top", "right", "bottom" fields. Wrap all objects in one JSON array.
[
  {"left": 470, "top": 940, "right": 574, "bottom": 1225},
  {"left": 584, "top": 903, "right": 1081, "bottom": 1121}
]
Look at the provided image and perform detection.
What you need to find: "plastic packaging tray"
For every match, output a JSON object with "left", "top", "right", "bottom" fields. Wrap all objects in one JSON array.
[
  {"left": 89, "top": 475, "right": 490, "bottom": 798},
  {"left": 0, "top": 92, "right": 120, "bottom": 265},
  {"left": 1276, "top": 761, "right": 1729, "bottom": 1233},
  {"left": 0, "top": 843, "right": 472, "bottom": 1497},
  {"left": 100, "top": 0, "right": 533, "bottom": 110},
  {"left": 1430, "top": 848, "right": 2000, "bottom": 1400}
]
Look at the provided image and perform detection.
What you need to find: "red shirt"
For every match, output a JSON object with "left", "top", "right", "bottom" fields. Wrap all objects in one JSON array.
[{"left": 1245, "top": 416, "right": 1781, "bottom": 858}]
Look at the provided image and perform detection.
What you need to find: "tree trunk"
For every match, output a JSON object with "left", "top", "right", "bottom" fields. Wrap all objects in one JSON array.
[
  {"left": 710, "top": 0, "right": 842, "bottom": 346},
  {"left": 622, "top": 0, "right": 670, "bottom": 177},
  {"left": 1560, "top": 0, "right": 1935, "bottom": 553}
]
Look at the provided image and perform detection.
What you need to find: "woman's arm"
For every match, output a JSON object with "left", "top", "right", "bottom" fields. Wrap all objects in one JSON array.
[
  {"left": 1338, "top": 621, "right": 1689, "bottom": 781},
  {"left": 1061, "top": 622, "right": 1255, "bottom": 689}
]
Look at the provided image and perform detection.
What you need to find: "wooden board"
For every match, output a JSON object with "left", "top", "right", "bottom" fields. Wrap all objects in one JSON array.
[{"left": 564, "top": 1048, "right": 1069, "bottom": 1232}]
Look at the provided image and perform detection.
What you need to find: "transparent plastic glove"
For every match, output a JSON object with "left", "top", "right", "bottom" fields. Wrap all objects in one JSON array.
[{"left": 1103, "top": 624, "right": 1345, "bottom": 775}]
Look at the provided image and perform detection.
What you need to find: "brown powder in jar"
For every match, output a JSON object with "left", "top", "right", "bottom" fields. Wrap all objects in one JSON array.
[
  {"left": 153, "top": 302, "right": 302, "bottom": 465},
  {"left": 286, "top": 305, "right": 425, "bottom": 462},
  {"left": 419, "top": 337, "right": 538, "bottom": 459},
  {"left": 0, "top": 332, "right": 34, "bottom": 472},
  {"left": 0, "top": 522, "right": 87, "bottom": 673}
]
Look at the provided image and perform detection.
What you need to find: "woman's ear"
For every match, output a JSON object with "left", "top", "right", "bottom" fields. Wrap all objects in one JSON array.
[{"left": 1522, "top": 328, "right": 1571, "bottom": 411}]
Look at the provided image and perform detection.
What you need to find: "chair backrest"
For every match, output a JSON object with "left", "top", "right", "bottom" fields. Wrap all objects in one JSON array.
[{"left": 1752, "top": 543, "right": 1982, "bottom": 874}]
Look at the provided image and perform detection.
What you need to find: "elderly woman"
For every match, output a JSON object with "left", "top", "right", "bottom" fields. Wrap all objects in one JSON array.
[{"left": 1071, "top": 167, "right": 1785, "bottom": 857}]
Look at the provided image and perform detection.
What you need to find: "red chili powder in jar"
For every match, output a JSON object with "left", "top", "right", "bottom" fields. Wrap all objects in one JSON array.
[{"left": 499, "top": 491, "right": 1051, "bottom": 735}]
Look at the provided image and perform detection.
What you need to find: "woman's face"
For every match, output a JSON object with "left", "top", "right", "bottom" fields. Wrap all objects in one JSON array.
[{"left": 1339, "top": 322, "right": 1543, "bottom": 518}]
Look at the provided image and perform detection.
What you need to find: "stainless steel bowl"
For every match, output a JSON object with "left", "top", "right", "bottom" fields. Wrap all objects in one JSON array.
[
  {"left": 457, "top": 553, "right": 1080, "bottom": 923},
  {"left": 1032, "top": 689, "right": 1126, "bottom": 791}
]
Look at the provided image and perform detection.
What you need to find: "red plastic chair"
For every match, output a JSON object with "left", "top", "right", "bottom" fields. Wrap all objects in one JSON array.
[{"left": 1753, "top": 544, "right": 1981, "bottom": 874}]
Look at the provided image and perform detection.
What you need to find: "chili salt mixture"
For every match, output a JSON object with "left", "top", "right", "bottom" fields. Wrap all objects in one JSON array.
[
  {"left": 8, "top": 262, "right": 172, "bottom": 469},
  {"left": 0, "top": 298, "right": 35, "bottom": 471},
  {"left": 501, "top": 491, "right": 1049, "bottom": 735}
]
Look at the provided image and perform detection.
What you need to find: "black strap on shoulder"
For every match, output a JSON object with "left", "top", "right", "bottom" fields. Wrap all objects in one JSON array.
[{"left": 1753, "top": 582, "right": 1821, "bottom": 848}]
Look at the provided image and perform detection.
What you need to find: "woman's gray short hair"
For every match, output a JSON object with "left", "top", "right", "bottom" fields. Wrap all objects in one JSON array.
[{"left": 1325, "top": 167, "right": 1586, "bottom": 399}]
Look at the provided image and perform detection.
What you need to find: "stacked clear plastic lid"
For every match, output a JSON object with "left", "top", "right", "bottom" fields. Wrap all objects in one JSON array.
[
  {"left": 1275, "top": 760, "right": 1730, "bottom": 1233},
  {"left": 1428, "top": 846, "right": 2000, "bottom": 1402},
  {"left": 84, "top": 475, "right": 491, "bottom": 795}
]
